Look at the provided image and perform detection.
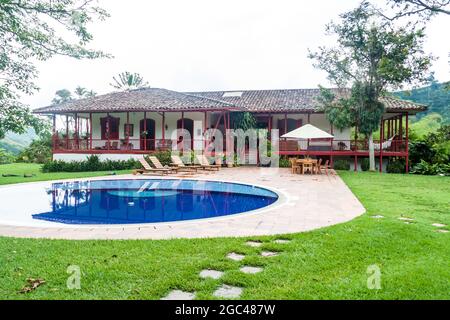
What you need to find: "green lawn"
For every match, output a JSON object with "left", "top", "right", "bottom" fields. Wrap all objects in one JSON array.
[
  {"left": 0, "top": 163, "right": 132, "bottom": 186},
  {"left": 0, "top": 170, "right": 448, "bottom": 299}
]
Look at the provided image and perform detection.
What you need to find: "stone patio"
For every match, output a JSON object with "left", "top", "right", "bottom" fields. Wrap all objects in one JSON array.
[{"left": 0, "top": 167, "right": 365, "bottom": 240}]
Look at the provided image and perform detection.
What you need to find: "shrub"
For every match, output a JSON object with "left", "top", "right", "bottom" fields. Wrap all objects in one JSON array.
[
  {"left": 360, "top": 158, "right": 370, "bottom": 171},
  {"left": 411, "top": 160, "right": 450, "bottom": 176},
  {"left": 151, "top": 150, "right": 173, "bottom": 166},
  {"left": 17, "top": 134, "right": 52, "bottom": 164},
  {"left": 0, "top": 148, "right": 16, "bottom": 164},
  {"left": 386, "top": 158, "right": 405, "bottom": 174},
  {"left": 279, "top": 156, "right": 290, "bottom": 168},
  {"left": 42, "top": 156, "right": 140, "bottom": 173},
  {"left": 333, "top": 159, "right": 350, "bottom": 170}
]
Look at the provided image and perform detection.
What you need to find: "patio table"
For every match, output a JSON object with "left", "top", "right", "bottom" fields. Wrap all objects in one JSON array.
[{"left": 296, "top": 159, "right": 318, "bottom": 174}]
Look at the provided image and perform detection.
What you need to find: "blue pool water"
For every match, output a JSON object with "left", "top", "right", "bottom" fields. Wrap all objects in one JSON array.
[{"left": 32, "top": 179, "right": 279, "bottom": 225}]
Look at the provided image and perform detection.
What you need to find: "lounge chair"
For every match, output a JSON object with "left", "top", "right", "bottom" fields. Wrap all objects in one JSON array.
[
  {"left": 133, "top": 157, "right": 173, "bottom": 175},
  {"left": 196, "top": 155, "right": 221, "bottom": 171},
  {"left": 171, "top": 155, "right": 201, "bottom": 172},
  {"left": 148, "top": 156, "right": 179, "bottom": 174}
]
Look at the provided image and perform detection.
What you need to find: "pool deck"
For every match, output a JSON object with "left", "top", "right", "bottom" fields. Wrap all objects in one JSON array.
[{"left": 0, "top": 168, "right": 365, "bottom": 240}]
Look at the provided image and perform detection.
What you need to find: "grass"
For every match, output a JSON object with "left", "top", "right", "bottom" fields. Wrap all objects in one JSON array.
[
  {"left": 0, "top": 163, "right": 132, "bottom": 186},
  {"left": 0, "top": 171, "right": 449, "bottom": 299}
]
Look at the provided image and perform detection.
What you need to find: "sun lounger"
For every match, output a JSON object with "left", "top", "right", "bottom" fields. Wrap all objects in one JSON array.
[
  {"left": 196, "top": 155, "right": 221, "bottom": 171},
  {"left": 170, "top": 155, "right": 201, "bottom": 172},
  {"left": 133, "top": 157, "right": 174, "bottom": 175}
]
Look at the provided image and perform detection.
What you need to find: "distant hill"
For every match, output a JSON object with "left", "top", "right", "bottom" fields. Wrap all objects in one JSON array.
[
  {"left": 394, "top": 81, "right": 450, "bottom": 122},
  {"left": 0, "top": 129, "right": 37, "bottom": 155}
]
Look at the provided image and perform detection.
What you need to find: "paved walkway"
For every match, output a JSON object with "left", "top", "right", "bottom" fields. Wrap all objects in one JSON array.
[{"left": 0, "top": 168, "right": 365, "bottom": 240}]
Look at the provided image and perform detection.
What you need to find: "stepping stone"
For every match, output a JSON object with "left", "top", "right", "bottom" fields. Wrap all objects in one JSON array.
[
  {"left": 245, "top": 241, "right": 262, "bottom": 247},
  {"left": 161, "top": 290, "right": 196, "bottom": 300},
  {"left": 199, "top": 269, "right": 224, "bottom": 280},
  {"left": 274, "top": 239, "right": 291, "bottom": 244},
  {"left": 227, "top": 252, "right": 245, "bottom": 261},
  {"left": 398, "top": 217, "right": 414, "bottom": 222},
  {"left": 261, "top": 251, "right": 279, "bottom": 257},
  {"left": 436, "top": 229, "right": 449, "bottom": 233},
  {"left": 240, "top": 266, "right": 263, "bottom": 274},
  {"left": 371, "top": 215, "right": 384, "bottom": 219},
  {"left": 213, "top": 284, "right": 243, "bottom": 299},
  {"left": 432, "top": 223, "right": 447, "bottom": 228}
]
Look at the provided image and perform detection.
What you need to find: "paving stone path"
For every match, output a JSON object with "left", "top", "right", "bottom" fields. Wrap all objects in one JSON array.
[
  {"left": 162, "top": 290, "right": 196, "bottom": 300},
  {"left": 162, "top": 238, "right": 285, "bottom": 300},
  {"left": 199, "top": 269, "right": 224, "bottom": 280}
]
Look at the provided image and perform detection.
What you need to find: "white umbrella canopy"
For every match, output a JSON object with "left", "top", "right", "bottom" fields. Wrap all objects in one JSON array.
[{"left": 281, "top": 124, "right": 334, "bottom": 140}]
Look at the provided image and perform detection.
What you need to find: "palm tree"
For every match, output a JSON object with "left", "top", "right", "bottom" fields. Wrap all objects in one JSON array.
[
  {"left": 74, "top": 86, "right": 97, "bottom": 99},
  {"left": 110, "top": 72, "right": 149, "bottom": 90}
]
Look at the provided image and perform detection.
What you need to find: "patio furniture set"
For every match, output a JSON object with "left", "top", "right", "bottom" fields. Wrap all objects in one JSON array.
[
  {"left": 289, "top": 157, "right": 332, "bottom": 175},
  {"left": 133, "top": 155, "right": 221, "bottom": 176}
]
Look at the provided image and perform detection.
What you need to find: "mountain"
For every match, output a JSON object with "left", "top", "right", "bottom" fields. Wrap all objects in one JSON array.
[
  {"left": 0, "top": 129, "right": 37, "bottom": 155},
  {"left": 394, "top": 81, "right": 450, "bottom": 122}
]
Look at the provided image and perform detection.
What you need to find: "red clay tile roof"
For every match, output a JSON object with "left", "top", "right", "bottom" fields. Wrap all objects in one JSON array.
[
  {"left": 188, "top": 89, "right": 427, "bottom": 113},
  {"left": 33, "top": 88, "right": 241, "bottom": 114},
  {"left": 33, "top": 87, "right": 427, "bottom": 114}
]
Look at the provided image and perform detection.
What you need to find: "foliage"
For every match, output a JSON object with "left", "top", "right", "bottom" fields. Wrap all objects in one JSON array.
[
  {"left": 360, "top": 158, "right": 370, "bottom": 171},
  {"left": 17, "top": 135, "right": 53, "bottom": 164},
  {"left": 148, "top": 151, "right": 173, "bottom": 167},
  {"left": 309, "top": 1, "right": 432, "bottom": 171},
  {"left": 230, "top": 112, "right": 257, "bottom": 131},
  {"left": 316, "top": 87, "right": 355, "bottom": 130},
  {"left": 279, "top": 157, "right": 290, "bottom": 168},
  {"left": 41, "top": 155, "right": 140, "bottom": 173},
  {"left": 52, "top": 89, "right": 73, "bottom": 105},
  {"left": 110, "top": 72, "right": 149, "bottom": 90},
  {"left": 74, "top": 86, "right": 96, "bottom": 99},
  {"left": 383, "top": 0, "right": 450, "bottom": 20},
  {"left": 410, "top": 113, "right": 443, "bottom": 138},
  {"left": 395, "top": 80, "right": 450, "bottom": 122},
  {"left": 411, "top": 160, "right": 450, "bottom": 175},
  {"left": 409, "top": 124, "right": 450, "bottom": 175},
  {"left": 0, "top": 148, "right": 15, "bottom": 164},
  {"left": 387, "top": 158, "right": 406, "bottom": 173},
  {"left": 0, "top": 0, "right": 109, "bottom": 137},
  {"left": 333, "top": 159, "right": 351, "bottom": 170}
]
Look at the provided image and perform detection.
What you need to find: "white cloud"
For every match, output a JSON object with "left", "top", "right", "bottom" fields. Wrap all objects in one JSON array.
[{"left": 22, "top": 0, "right": 450, "bottom": 109}]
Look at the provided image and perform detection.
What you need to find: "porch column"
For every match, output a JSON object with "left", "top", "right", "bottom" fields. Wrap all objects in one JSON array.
[
  {"left": 106, "top": 112, "right": 110, "bottom": 150},
  {"left": 307, "top": 113, "right": 311, "bottom": 124},
  {"left": 162, "top": 112, "right": 166, "bottom": 149},
  {"left": 204, "top": 111, "right": 207, "bottom": 151},
  {"left": 74, "top": 112, "right": 79, "bottom": 150},
  {"left": 144, "top": 111, "right": 147, "bottom": 151},
  {"left": 126, "top": 111, "right": 130, "bottom": 150},
  {"left": 89, "top": 113, "right": 93, "bottom": 150},
  {"left": 52, "top": 114, "right": 56, "bottom": 151},
  {"left": 284, "top": 113, "right": 287, "bottom": 135},
  {"left": 379, "top": 119, "right": 384, "bottom": 173},
  {"left": 65, "top": 115, "right": 69, "bottom": 150},
  {"left": 268, "top": 113, "right": 272, "bottom": 142},
  {"left": 406, "top": 113, "right": 409, "bottom": 173}
]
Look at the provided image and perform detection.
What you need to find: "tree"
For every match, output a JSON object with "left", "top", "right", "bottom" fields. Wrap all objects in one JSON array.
[
  {"left": 52, "top": 89, "right": 73, "bottom": 105},
  {"left": 383, "top": 0, "right": 450, "bottom": 20},
  {"left": 310, "top": 1, "right": 432, "bottom": 171},
  {"left": 74, "top": 86, "right": 97, "bottom": 99},
  {"left": 0, "top": 0, "right": 109, "bottom": 138},
  {"left": 110, "top": 72, "right": 149, "bottom": 90}
]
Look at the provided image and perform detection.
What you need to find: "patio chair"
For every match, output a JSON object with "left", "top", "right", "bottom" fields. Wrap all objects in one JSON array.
[
  {"left": 289, "top": 158, "right": 301, "bottom": 174},
  {"left": 133, "top": 157, "right": 174, "bottom": 175},
  {"left": 196, "top": 155, "right": 221, "bottom": 171},
  {"left": 148, "top": 156, "right": 179, "bottom": 174},
  {"left": 315, "top": 158, "right": 323, "bottom": 174},
  {"left": 170, "top": 155, "right": 201, "bottom": 172},
  {"left": 319, "top": 160, "right": 331, "bottom": 176}
]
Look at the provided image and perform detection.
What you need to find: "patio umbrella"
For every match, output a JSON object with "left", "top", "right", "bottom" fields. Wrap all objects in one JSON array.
[{"left": 281, "top": 124, "right": 334, "bottom": 156}]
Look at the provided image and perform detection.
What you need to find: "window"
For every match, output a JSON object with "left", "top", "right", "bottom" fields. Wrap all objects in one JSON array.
[
  {"left": 124, "top": 124, "right": 134, "bottom": 137},
  {"left": 100, "top": 116, "right": 120, "bottom": 140}
]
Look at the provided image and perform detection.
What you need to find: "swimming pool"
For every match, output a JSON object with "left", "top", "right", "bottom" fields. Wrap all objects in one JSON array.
[{"left": 0, "top": 179, "right": 279, "bottom": 225}]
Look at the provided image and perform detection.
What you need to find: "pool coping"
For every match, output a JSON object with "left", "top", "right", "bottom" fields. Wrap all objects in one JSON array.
[{"left": 0, "top": 168, "right": 366, "bottom": 240}]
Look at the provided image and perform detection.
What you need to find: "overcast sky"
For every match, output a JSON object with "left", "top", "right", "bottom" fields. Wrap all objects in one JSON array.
[{"left": 23, "top": 0, "right": 450, "bottom": 109}]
